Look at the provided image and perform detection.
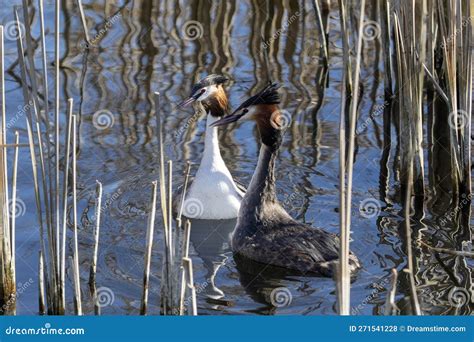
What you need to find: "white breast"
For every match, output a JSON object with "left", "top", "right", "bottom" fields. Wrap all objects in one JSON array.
[{"left": 183, "top": 114, "right": 244, "bottom": 220}]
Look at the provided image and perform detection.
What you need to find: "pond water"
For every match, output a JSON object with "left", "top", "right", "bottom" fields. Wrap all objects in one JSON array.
[{"left": 1, "top": 0, "right": 472, "bottom": 315}]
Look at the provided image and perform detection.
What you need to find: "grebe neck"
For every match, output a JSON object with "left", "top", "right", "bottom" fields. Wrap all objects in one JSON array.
[
  {"left": 202, "top": 114, "right": 222, "bottom": 162},
  {"left": 253, "top": 143, "right": 278, "bottom": 198}
]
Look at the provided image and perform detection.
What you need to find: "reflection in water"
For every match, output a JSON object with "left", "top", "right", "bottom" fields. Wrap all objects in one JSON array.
[
  {"left": 187, "top": 218, "right": 235, "bottom": 300},
  {"left": 234, "top": 253, "right": 301, "bottom": 311}
]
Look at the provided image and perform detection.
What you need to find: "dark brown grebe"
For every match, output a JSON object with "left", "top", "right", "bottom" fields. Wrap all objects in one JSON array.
[{"left": 212, "top": 83, "right": 360, "bottom": 276}]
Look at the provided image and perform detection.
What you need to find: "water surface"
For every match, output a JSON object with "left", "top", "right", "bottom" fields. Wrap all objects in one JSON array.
[{"left": 1, "top": 0, "right": 472, "bottom": 315}]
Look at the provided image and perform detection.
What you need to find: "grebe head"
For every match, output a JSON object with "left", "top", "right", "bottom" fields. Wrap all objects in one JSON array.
[
  {"left": 178, "top": 74, "right": 229, "bottom": 117},
  {"left": 211, "top": 82, "right": 282, "bottom": 125},
  {"left": 211, "top": 82, "right": 287, "bottom": 147}
]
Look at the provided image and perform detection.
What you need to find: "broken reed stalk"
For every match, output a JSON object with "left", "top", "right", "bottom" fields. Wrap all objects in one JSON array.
[
  {"left": 60, "top": 99, "right": 74, "bottom": 311},
  {"left": 182, "top": 257, "right": 197, "bottom": 316},
  {"left": 89, "top": 181, "right": 102, "bottom": 315},
  {"left": 69, "top": 256, "right": 81, "bottom": 315},
  {"left": 140, "top": 181, "right": 158, "bottom": 315},
  {"left": 161, "top": 160, "right": 176, "bottom": 314},
  {"left": 384, "top": 269, "right": 399, "bottom": 315},
  {"left": 338, "top": 0, "right": 366, "bottom": 316},
  {"left": 177, "top": 162, "right": 192, "bottom": 228},
  {"left": 76, "top": 0, "right": 91, "bottom": 45},
  {"left": 71, "top": 115, "right": 82, "bottom": 315},
  {"left": 179, "top": 220, "right": 191, "bottom": 315},
  {"left": 167, "top": 160, "right": 173, "bottom": 274},
  {"left": 38, "top": 250, "right": 45, "bottom": 315}
]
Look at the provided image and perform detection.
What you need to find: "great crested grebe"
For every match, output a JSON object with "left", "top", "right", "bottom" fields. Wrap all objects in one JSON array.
[
  {"left": 177, "top": 74, "right": 245, "bottom": 220},
  {"left": 212, "top": 83, "right": 361, "bottom": 276}
]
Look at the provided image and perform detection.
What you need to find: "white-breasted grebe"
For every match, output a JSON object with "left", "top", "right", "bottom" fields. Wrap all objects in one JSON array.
[
  {"left": 212, "top": 83, "right": 361, "bottom": 276},
  {"left": 176, "top": 74, "right": 245, "bottom": 220}
]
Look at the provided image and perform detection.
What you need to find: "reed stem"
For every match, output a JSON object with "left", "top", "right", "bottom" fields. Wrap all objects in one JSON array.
[
  {"left": 72, "top": 115, "right": 82, "bottom": 315},
  {"left": 77, "top": 0, "right": 91, "bottom": 45},
  {"left": 90, "top": 181, "right": 103, "bottom": 315},
  {"left": 54, "top": 0, "right": 61, "bottom": 297},
  {"left": 340, "top": 0, "right": 366, "bottom": 316},
  {"left": 384, "top": 269, "right": 399, "bottom": 315},
  {"left": 60, "top": 99, "right": 74, "bottom": 313},
  {"left": 182, "top": 257, "right": 197, "bottom": 316},
  {"left": 39, "top": 250, "right": 45, "bottom": 315},
  {"left": 10, "top": 132, "right": 19, "bottom": 285},
  {"left": 140, "top": 181, "right": 158, "bottom": 315}
]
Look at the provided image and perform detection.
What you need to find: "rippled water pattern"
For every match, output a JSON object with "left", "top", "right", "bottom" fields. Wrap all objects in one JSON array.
[{"left": 1, "top": 0, "right": 472, "bottom": 315}]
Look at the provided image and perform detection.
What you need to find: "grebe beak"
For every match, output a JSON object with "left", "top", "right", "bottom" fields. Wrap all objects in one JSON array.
[
  {"left": 211, "top": 108, "right": 248, "bottom": 127},
  {"left": 178, "top": 96, "right": 196, "bottom": 108},
  {"left": 178, "top": 88, "right": 206, "bottom": 108}
]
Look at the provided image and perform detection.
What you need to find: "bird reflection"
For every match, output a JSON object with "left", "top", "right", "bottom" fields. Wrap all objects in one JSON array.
[
  {"left": 187, "top": 218, "right": 235, "bottom": 299},
  {"left": 233, "top": 253, "right": 298, "bottom": 310}
]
